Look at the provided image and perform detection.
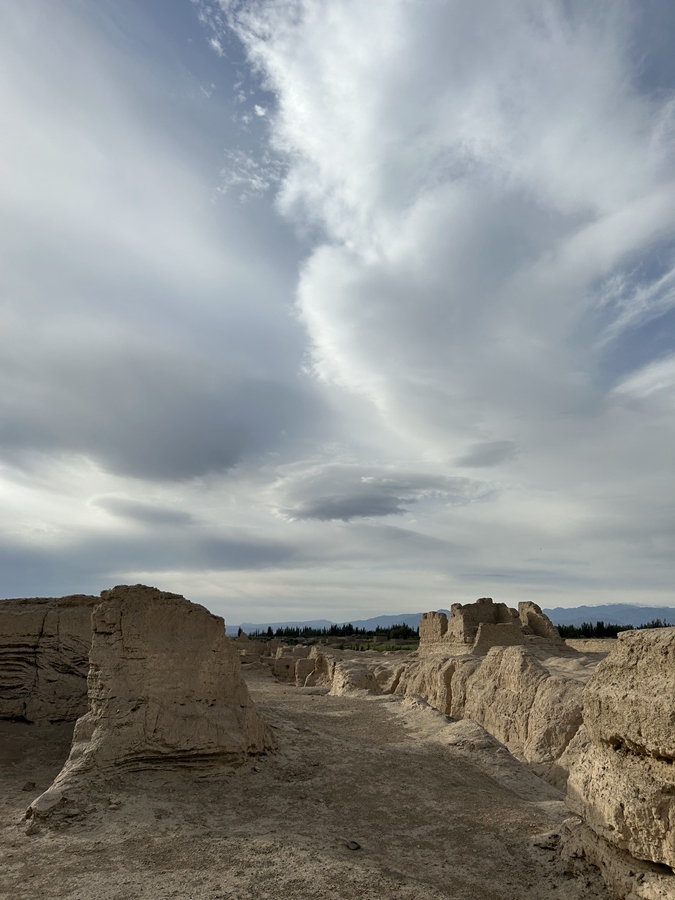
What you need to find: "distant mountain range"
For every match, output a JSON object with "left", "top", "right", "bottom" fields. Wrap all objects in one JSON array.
[
  {"left": 542, "top": 604, "right": 675, "bottom": 628},
  {"left": 232, "top": 610, "right": 450, "bottom": 636},
  {"left": 228, "top": 603, "right": 675, "bottom": 636}
]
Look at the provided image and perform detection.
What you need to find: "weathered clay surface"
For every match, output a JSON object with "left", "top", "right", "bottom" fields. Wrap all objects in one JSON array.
[
  {"left": 297, "top": 642, "right": 586, "bottom": 786},
  {"left": 272, "top": 645, "right": 313, "bottom": 683},
  {"left": 28, "top": 585, "right": 273, "bottom": 818},
  {"left": 564, "top": 638, "right": 617, "bottom": 655},
  {"left": 302, "top": 649, "right": 412, "bottom": 696},
  {"left": 369, "top": 658, "right": 408, "bottom": 694},
  {"left": 566, "top": 627, "right": 675, "bottom": 877},
  {"left": 524, "top": 674, "right": 584, "bottom": 778},
  {"left": 233, "top": 634, "right": 271, "bottom": 666},
  {"left": 379, "top": 646, "right": 586, "bottom": 782},
  {"left": 1, "top": 670, "right": 615, "bottom": 900},
  {"left": 0, "top": 595, "right": 97, "bottom": 722},
  {"left": 559, "top": 818, "right": 675, "bottom": 900},
  {"left": 463, "top": 647, "right": 549, "bottom": 755},
  {"left": 567, "top": 741, "right": 675, "bottom": 869},
  {"left": 417, "top": 609, "right": 449, "bottom": 644},
  {"left": 519, "top": 601, "right": 564, "bottom": 641},
  {"left": 275, "top": 645, "right": 311, "bottom": 659},
  {"left": 547, "top": 724, "right": 590, "bottom": 792},
  {"left": 329, "top": 659, "right": 381, "bottom": 696},
  {"left": 272, "top": 656, "right": 297, "bottom": 683},
  {"left": 471, "top": 620, "right": 526, "bottom": 654},
  {"left": 446, "top": 656, "right": 482, "bottom": 718},
  {"left": 262, "top": 617, "right": 591, "bottom": 793},
  {"left": 393, "top": 656, "right": 457, "bottom": 715},
  {"left": 418, "top": 598, "right": 520, "bottom": 655},
  {"left": 582, "top": 629, "right": 675, "bottom": 759},
  {"left": 304, "top": 650, "right": 335, "bottom": 688},
  {"left": 294, "top": 658, "right": 315, "bottom": 686}
]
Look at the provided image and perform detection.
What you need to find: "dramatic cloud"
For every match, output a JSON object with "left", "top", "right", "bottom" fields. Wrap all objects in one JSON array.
[
  {"left": 275, "top": 463, "right": 493, "bottom": 521},
  {"left": 221, "top": 0, "right": 675, "bottom": 438},
  {"left": 198, "top": 0, "right": 675, "bottom": 609},
  {"left": 1, "top": 0, "right": 674, "bottom": 619}
]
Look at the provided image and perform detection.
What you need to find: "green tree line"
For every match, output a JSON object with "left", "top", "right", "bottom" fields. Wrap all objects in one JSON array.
[
  {"left": 556, "top": 619, "right": 672, "bottom": 639},
  {"left": 248, "top": 623, "right": 419, "bottom": 640}
]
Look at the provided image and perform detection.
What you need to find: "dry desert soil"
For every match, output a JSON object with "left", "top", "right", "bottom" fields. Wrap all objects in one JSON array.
[{"left": 0, "top": 667, "right": 610, "bottom": 900}]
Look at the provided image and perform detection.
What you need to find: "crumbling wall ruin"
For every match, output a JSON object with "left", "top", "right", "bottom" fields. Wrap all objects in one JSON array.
[
  {"left": 260, "top": 610, "right": 675, "bottom": 898},
  {"left": 27, "top": 585, "right": 274, "bottom": 822},
  {"left": 391, "top": 646, "right": 587, "bottom": 784},
  {"left": 273, "top": 636, "right": 586, "bottom": 785},
  {"left": 272, "top": 645, "right": 312, "bottom": 683},
  {"left": 565, "top": 627, "right": 675, "bottom": 895},
  {"left": 8, "top": 580, "right": 674, "bottom": 900},
  {"left": 418, "top": 598, "right": 564, "bottom": 656},
  {"left": 264, "top": 598, "right": 579, "bottom": 780},
  {"left": 233, "top": 633, "right": 278, "bottom": 667}
]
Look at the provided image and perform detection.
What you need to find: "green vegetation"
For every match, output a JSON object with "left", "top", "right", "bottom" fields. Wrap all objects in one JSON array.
[
  {"left": 556, "top": 618, "right": 672, "bottom": 639},
  {"left": 248, "top": 622, "right": 419, "bottom": 648}
]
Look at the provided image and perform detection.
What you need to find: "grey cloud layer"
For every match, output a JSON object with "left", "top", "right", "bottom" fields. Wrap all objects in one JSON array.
[
  {"left": 276, "top": 464, "right": 493, "bottom": 521},
  {"left": 0, "top": 0, "right": 327, "bottom": 483},
  {"left": 0, "top": 529, "right": 297, "bottom": 600},
  {"left": 1, "top": 0, "right": 674, "bottom": 614},
  {"left": 456, "top": 441, "right": 519, "bottom": 468},
  {"left": 92, "top": 497, "right": 195, "bottom": 527},
  {"left": 0, "top": 344, "right": 323, "bottom": 480}
]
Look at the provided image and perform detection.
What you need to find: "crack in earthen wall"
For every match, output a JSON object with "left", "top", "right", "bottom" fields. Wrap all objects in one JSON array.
[{"left": 26, "top": 609, "right": 50, "bottom": 720}]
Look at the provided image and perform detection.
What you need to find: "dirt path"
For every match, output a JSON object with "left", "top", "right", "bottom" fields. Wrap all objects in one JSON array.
[{"left": 0, "top": 669, "right": 608, "bottom": 899}]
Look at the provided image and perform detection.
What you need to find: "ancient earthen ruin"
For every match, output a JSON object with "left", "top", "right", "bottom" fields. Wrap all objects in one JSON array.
[
  {"left": 418, "top": 597, "right": 565, "bottom": 656},
  {"left": 564, "top": 628, "right": 675, "bottom": 897},
  {"left": 2, "top": 587, "right": 674, "bottom": 899},
  {"left": 0, "top": 594, "right": 98, "bottom": 722},
  {"left": 27, "top": 585, "right": 274, "bottom": 821},
  {"left": 263, "top": 597, "right": 675, "bottom": 898}
]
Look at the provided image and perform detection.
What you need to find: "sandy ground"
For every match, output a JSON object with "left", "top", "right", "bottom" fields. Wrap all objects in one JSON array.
[{"left": 0, "top": 667, "right": 609, "bottom": 900}]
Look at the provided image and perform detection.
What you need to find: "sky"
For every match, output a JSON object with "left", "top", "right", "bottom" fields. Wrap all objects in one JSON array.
[{"left": 1, "top": 0, "right": 674, "bottom": 625}]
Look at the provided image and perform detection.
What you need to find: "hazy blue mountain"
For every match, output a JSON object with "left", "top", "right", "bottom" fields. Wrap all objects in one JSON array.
[
  {"left": 543, "top": 604, "right": 675, "bottom": 628},
  {"left": 233, "top": 610, "right": 450, "bottom": 636}
]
